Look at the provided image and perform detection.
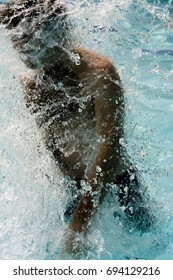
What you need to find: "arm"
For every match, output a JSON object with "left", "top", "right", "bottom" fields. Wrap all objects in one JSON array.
[{"left": 69, "top": 48, "right": 125, "bottom": 233}]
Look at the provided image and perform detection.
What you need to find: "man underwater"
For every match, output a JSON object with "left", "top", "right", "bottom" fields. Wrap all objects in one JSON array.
[{"left": 0, "top": 0, "right": 152, "bottom": 253}]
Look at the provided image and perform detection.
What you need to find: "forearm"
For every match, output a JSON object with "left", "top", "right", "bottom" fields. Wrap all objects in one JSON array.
[
  {"left": 88, "top": 137, "right": 122, "bottom": 186},
  {"left": 69, "top": 191, "right": 96, "bottom": 233},
  {"left": 69, "top": 139, "right": 122, "bottom": 233}
]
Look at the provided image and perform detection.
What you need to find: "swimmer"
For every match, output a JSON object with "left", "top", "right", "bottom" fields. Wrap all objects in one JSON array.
[{"left": 0, "top": 0, "right": 152, "bottom": 253}]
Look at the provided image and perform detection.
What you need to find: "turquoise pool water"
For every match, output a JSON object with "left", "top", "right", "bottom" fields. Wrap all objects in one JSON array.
[{"left": 0, "top": 0, "right": 173, "bottom": 259}]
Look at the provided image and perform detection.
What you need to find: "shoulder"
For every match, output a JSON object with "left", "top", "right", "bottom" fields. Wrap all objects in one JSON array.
[
  {"left": 73, "top": 47, "right": 120, "bottom": 80},
  {"left": 75, "top": 47, "right": 114, "bottom": 68}
]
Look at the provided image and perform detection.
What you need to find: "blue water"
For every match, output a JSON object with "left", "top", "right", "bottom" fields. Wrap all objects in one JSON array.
[{"left": 0, "top": 0, "right": 173, "bottom": 259}]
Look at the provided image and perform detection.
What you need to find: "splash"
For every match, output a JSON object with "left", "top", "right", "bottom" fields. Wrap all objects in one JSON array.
[{"left": 0, "top": 0, "right": 173, "bottom": 259}]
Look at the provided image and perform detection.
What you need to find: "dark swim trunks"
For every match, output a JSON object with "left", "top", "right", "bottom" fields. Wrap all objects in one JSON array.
[
  {"left": 114, "top": 166, "right": 140, "bottom": 207},
  {"left": 114, "top": 167, "right": 154, "bottom": 231}
]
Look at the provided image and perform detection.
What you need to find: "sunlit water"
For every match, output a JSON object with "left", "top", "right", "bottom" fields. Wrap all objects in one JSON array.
[{"left": 0, "top": 0, "right": 173, "bottom": 259}]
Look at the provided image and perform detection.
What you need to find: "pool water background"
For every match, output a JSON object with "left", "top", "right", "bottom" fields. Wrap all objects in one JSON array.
[{"left": 0, "top": 0, "right": 173, "bottom": 259}]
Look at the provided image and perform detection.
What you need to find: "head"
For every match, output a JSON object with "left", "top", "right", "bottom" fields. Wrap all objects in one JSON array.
[{"left": 0, "top": 0, "right": 73, "bottom": 68}]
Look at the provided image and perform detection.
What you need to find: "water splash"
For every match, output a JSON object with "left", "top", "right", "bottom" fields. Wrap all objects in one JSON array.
[{"left": 0, "top": 0, "right": 173, "bottom": 259}]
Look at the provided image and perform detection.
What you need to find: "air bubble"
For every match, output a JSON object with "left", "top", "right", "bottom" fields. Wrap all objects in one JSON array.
[
  {"left": 76, "top": 60, "right": 81, "bottom": 65},
  {"left": 119, "top": 138, "right": 125, "bottom": 145},
  {"left": 96, "top": 166, "right": 102, "bottom": 173},
  {"left": 58, "top": 82, "right": 63, "bottom": 88},
  {"left": 115, "top": 80, "right": 120, "bottom": 85},
  {"left": 70, "top": 53, "right": 81, "bottom": 65},
  {"left": 130, "top": 174, "right": 135, "bottom": 181}
]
